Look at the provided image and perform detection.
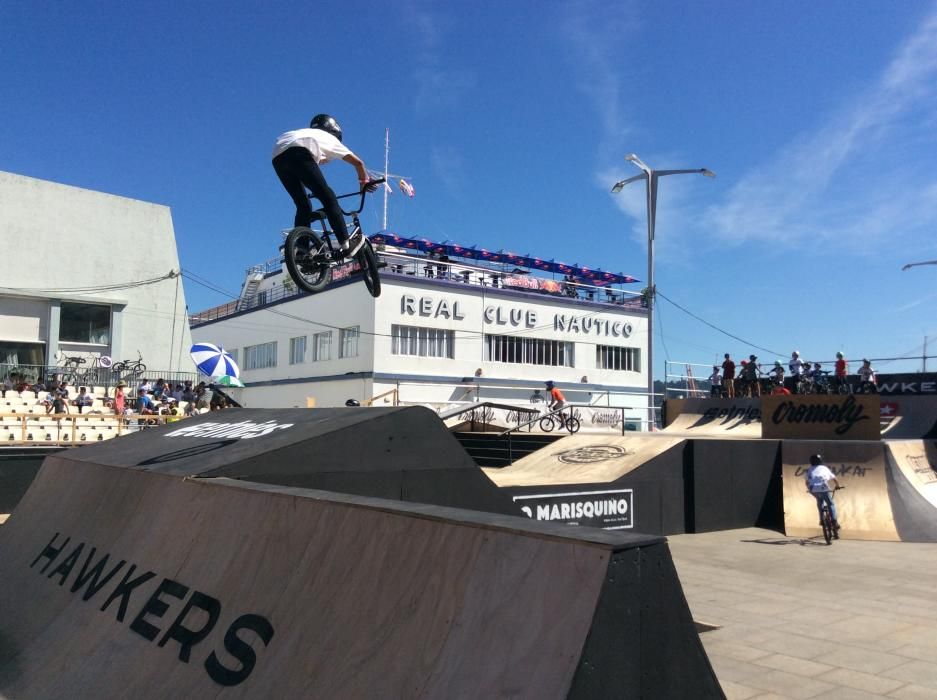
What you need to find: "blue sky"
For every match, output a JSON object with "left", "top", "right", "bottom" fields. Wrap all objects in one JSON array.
[{"left": 3, "top": 1, "right": 937, "bottom": 378}]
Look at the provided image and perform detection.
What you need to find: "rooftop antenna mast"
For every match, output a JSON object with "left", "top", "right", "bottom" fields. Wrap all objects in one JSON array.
[{"left": 383, "top": 128, "right": 389, "bottom": 230}]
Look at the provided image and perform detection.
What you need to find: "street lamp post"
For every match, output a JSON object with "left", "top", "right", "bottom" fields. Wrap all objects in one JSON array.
[{"left": 611, "top": 154, "right": 715, "bottom": 429}]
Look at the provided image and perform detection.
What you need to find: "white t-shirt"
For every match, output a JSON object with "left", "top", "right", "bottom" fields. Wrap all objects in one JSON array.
[
  {"left": 805, "top": 464, "right": 836, "bottom": 493},
  {"left": 789, "top": 358, "right": 804, "bottom": 376},
  {"left": 709, "top": 371, "right": 722, "bottom": 386},
  {"left": 272, "top": 128, "right": 353, "bottom": 164}
]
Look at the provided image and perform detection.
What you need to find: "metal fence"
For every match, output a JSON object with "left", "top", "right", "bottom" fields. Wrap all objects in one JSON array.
[{"left": 1, "top": 362, "right": 198, "bottom": 396}]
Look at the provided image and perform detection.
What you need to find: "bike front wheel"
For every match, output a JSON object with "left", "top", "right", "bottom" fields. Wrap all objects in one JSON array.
[
  {"left": 356, "top": 239, "right": 382, "bottom": 298},
  {"left": 285, "top": 227, "right": 332, "bottom": 294},
  {"left": 539, "top": 416, "right": 556, "bottom": 432}
]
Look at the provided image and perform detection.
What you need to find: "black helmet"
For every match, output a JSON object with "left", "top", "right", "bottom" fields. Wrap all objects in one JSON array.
[
  {"left": 344, "top": 398, "right": 360, "bottom": 407},
  {"left": 310, "top": 114, "right": 343, "bottom": 141},
  {"left": 810, "top": 454, "right": 823, "bottom": 465}
]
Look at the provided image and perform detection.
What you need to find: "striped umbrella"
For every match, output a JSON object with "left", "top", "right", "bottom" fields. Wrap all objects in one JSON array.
[{"left": 189, "top": 343, "right": 240, "bottom": 379}]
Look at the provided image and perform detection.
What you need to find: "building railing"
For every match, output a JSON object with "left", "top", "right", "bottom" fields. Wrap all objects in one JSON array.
[
  {"left": 1, "top": 363, "right": 198, "bottom": 395},
  {"left": 189, "top": 249, "right": 645, "bottom": 327}
]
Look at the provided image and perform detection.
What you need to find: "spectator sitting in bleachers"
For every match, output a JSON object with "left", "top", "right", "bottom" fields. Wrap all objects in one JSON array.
[
  {"left": 41, "top": 391, "right": 55, "bottom": 414},
  {"left": 135, "top": 388, "right": 155, "bottom": 414},
  {"left": 14, "top": 374, "right": 30, "bottom": 392},
  {"left": 56, "top": 381, "right": 70, "bottom": 400},
  {"left": 73, "top": 386, "right": 94, "bottom": 410},
  {"left": 172, "top": 383, "right": 184, "bottom": 402},
  {"left": 184, "top": 400, "right": 196, "bottom": 418},
  {"left": 33, "top": 377, "right": 47, "bottom": 393},
  {"left": 196, "top": 383, "right": 214, "bottom": 412},
  {"left": 138, "top": 378, "right": 153, "bottom": 394},
  {"left": 152, "top": 378, "right": 167, "bottom": 400},
  {"left": 182, "top": 381, "right": 195, "bottom": 403}
]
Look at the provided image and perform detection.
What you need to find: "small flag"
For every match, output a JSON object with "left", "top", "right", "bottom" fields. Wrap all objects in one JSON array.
[{"left": 399, "top": 178, "right": 415, "bottom": 197}]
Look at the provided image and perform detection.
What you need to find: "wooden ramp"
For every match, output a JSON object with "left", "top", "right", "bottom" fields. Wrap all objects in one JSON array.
[
  {"left": 484, "top": 434, "right": 688, "bottom": 535},
  {"left": 485, "top": 433, "right": 685, "bottom": 488},
  {"left": 781, "top": 441, "right": 899, "bottom": 541},
  {"left": 883, "top": 439, "right": 937, "bottom": 542},
  {"left": 0, "top": 453, "right": 722, "bottom": 699},
  {"left": 663, "top": 398, "right": 762, "bottom": 438}
]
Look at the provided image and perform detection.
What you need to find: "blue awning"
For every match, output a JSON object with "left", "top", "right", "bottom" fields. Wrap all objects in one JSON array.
[{"left": 370, "top": 231, "right": 641, "bottom": 286}]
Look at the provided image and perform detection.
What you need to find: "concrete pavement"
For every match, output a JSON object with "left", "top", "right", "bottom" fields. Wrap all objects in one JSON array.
[{"left": 669, "top": 528, "right": 937, "bottom": 699}]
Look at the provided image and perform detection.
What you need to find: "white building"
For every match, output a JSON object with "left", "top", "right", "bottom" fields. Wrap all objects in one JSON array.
[
  {"left": 190, "top": 241, "right": 652, "bottom": 429},
  {"left": 0, "top": 171, "right": 191, "bottom": 377}
]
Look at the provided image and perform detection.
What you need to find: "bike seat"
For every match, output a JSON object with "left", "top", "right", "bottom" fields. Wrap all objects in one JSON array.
[{"left": 309, "top": 210, "right": 327, "bottom": 223}]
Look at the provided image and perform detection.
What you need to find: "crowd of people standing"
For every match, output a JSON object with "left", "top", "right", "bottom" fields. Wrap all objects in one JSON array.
[{"left": 707, "top": 352, "right": 878, "bottom": 398}]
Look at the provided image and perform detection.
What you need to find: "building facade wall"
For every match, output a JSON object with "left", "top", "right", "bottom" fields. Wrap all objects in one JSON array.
[
  {"left": 192, "top": 268, "right": 649, "bottom": 418},
  {"left": 0, "top": 171, "right": 191, "bottom": 372}
]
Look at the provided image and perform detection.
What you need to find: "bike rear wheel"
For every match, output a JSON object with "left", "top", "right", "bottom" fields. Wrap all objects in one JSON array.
[
  {"left": 285, "top": 227, "right": 332, "bottom": 294},
  {"left": 821, "top": 508, "right": 834, "bottom": 545},
  {"left": 356, "top": 239, "right": 382, "bottom": 298},
  {"left": 566, "top": 416, "right": 581, "bottom": 434}
]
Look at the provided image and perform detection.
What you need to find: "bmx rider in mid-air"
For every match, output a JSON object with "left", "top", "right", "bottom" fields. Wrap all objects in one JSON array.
[{"left": 272, "top": 113, "right": 377, "bottom": 259}]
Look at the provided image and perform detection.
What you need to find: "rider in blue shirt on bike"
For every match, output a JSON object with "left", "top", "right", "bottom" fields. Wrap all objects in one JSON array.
[
  {"left": 805, "top": 454, "right": 841, "bottom": 533},
  {"left": 272, "top": 114, "right": 377, "bottom": 258}
]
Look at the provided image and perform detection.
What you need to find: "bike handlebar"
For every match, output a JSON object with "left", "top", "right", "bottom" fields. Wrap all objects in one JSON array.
[{"left": 307, "top": 178, "right": 386, "bottom": 217}]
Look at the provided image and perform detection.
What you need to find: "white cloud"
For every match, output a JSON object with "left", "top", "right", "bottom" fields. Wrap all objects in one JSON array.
[
  {"left": 401, "top": 3, "right": 476, "bottom": 112},
  {"left": 705, "top": 7, "right": 937, "bottom": 248}
]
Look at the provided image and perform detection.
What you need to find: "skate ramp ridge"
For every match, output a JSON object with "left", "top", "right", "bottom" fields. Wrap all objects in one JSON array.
[
  {"left": 57, "top": 406, "right": 516, "bottom": 516},
  {"left": 663, "top": 398, "right": 762, "bottom": 437},
  {"left": 484, "top": 434, "right": 687, "bottom": 534},
  {"left": 0, "top": 454, "right": 722, "bottom": 698}
]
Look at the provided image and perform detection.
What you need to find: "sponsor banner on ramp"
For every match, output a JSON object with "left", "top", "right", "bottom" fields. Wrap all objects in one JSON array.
[
  {"left": 663, "top": 398, "right": 761, "bottom": 437},
  {"left": 514, "top": 488, "right": 633, "bottom": 529},
  {"left": 763, "top": 395, "right": 880, "bottom": 441}
]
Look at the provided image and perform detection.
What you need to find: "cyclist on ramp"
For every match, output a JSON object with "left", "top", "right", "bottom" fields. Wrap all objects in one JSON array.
[
  {"left": 805, "top": 453, "right": 841, "bottom": 534},
  {"left": 272, "top": 114, "right": 377, "bottom": 258}
]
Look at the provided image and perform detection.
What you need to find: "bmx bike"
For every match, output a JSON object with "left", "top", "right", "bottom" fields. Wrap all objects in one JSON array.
[
  {"left": 817, "top": 486, "right": 844, "bottom": 545},
  {"left": 283, "top": 180, "right": 386, "bottom": 298},
  {"left": 539, "top": 408, "right": 581, "bottom": 434}
]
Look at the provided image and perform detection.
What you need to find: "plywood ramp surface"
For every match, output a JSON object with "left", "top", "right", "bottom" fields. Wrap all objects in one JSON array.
[
  {"left": 0, "top": 456, "right": 614, "bottom": 699},
  {"left": 663, "top": 398, "right": 762, "bottom": 438},
  {"left": 885, "top": 440, "right": 937, "bottom": 509},
  {"left": 781, "top": 441, "right": 899, "bottom": 541},
  {"left": 486, "top": 434, "right": 685, "bottom": 488}
]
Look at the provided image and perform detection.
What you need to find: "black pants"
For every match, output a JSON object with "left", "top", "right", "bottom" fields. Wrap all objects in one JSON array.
[{"left": 272, "top": 147, "right": 349, "bottom": 242}]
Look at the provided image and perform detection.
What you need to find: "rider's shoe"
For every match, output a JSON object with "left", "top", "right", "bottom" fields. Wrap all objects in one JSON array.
[{"left": 341, "top": 231, "right": 365, "bottom": 258}]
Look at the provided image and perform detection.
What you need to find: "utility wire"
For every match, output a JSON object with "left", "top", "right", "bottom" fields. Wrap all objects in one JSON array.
[{"left": 656, "top": 290, "right": 783, "bottom": 357}]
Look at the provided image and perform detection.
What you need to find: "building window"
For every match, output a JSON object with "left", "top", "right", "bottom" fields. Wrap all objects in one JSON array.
[
  {"left": 289, "top": 336, "right": 306, "bottom": 365},
  {"left": 312, "top": 331, "right": 331, "bottom": 362},
  {"left": 391, "top": 325, "right": 454, "bottom": 358},
  {"left": 59, "top": 303, "right": 110, "bottom": 344},
  {"left": 244, "top": 341, "right": 277, "bottom": 370},
  {"left": 484, "top": 334, "right": 573, "bottom": 367},
  {"left": 228, "top": 349, "right": 238, "bottom": 366},
  {"left": 339, "top": 326, "right": 359, "bottom": 359},
  {"left": 596, "top": 345, "right": 641, "bottom": 372}
]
